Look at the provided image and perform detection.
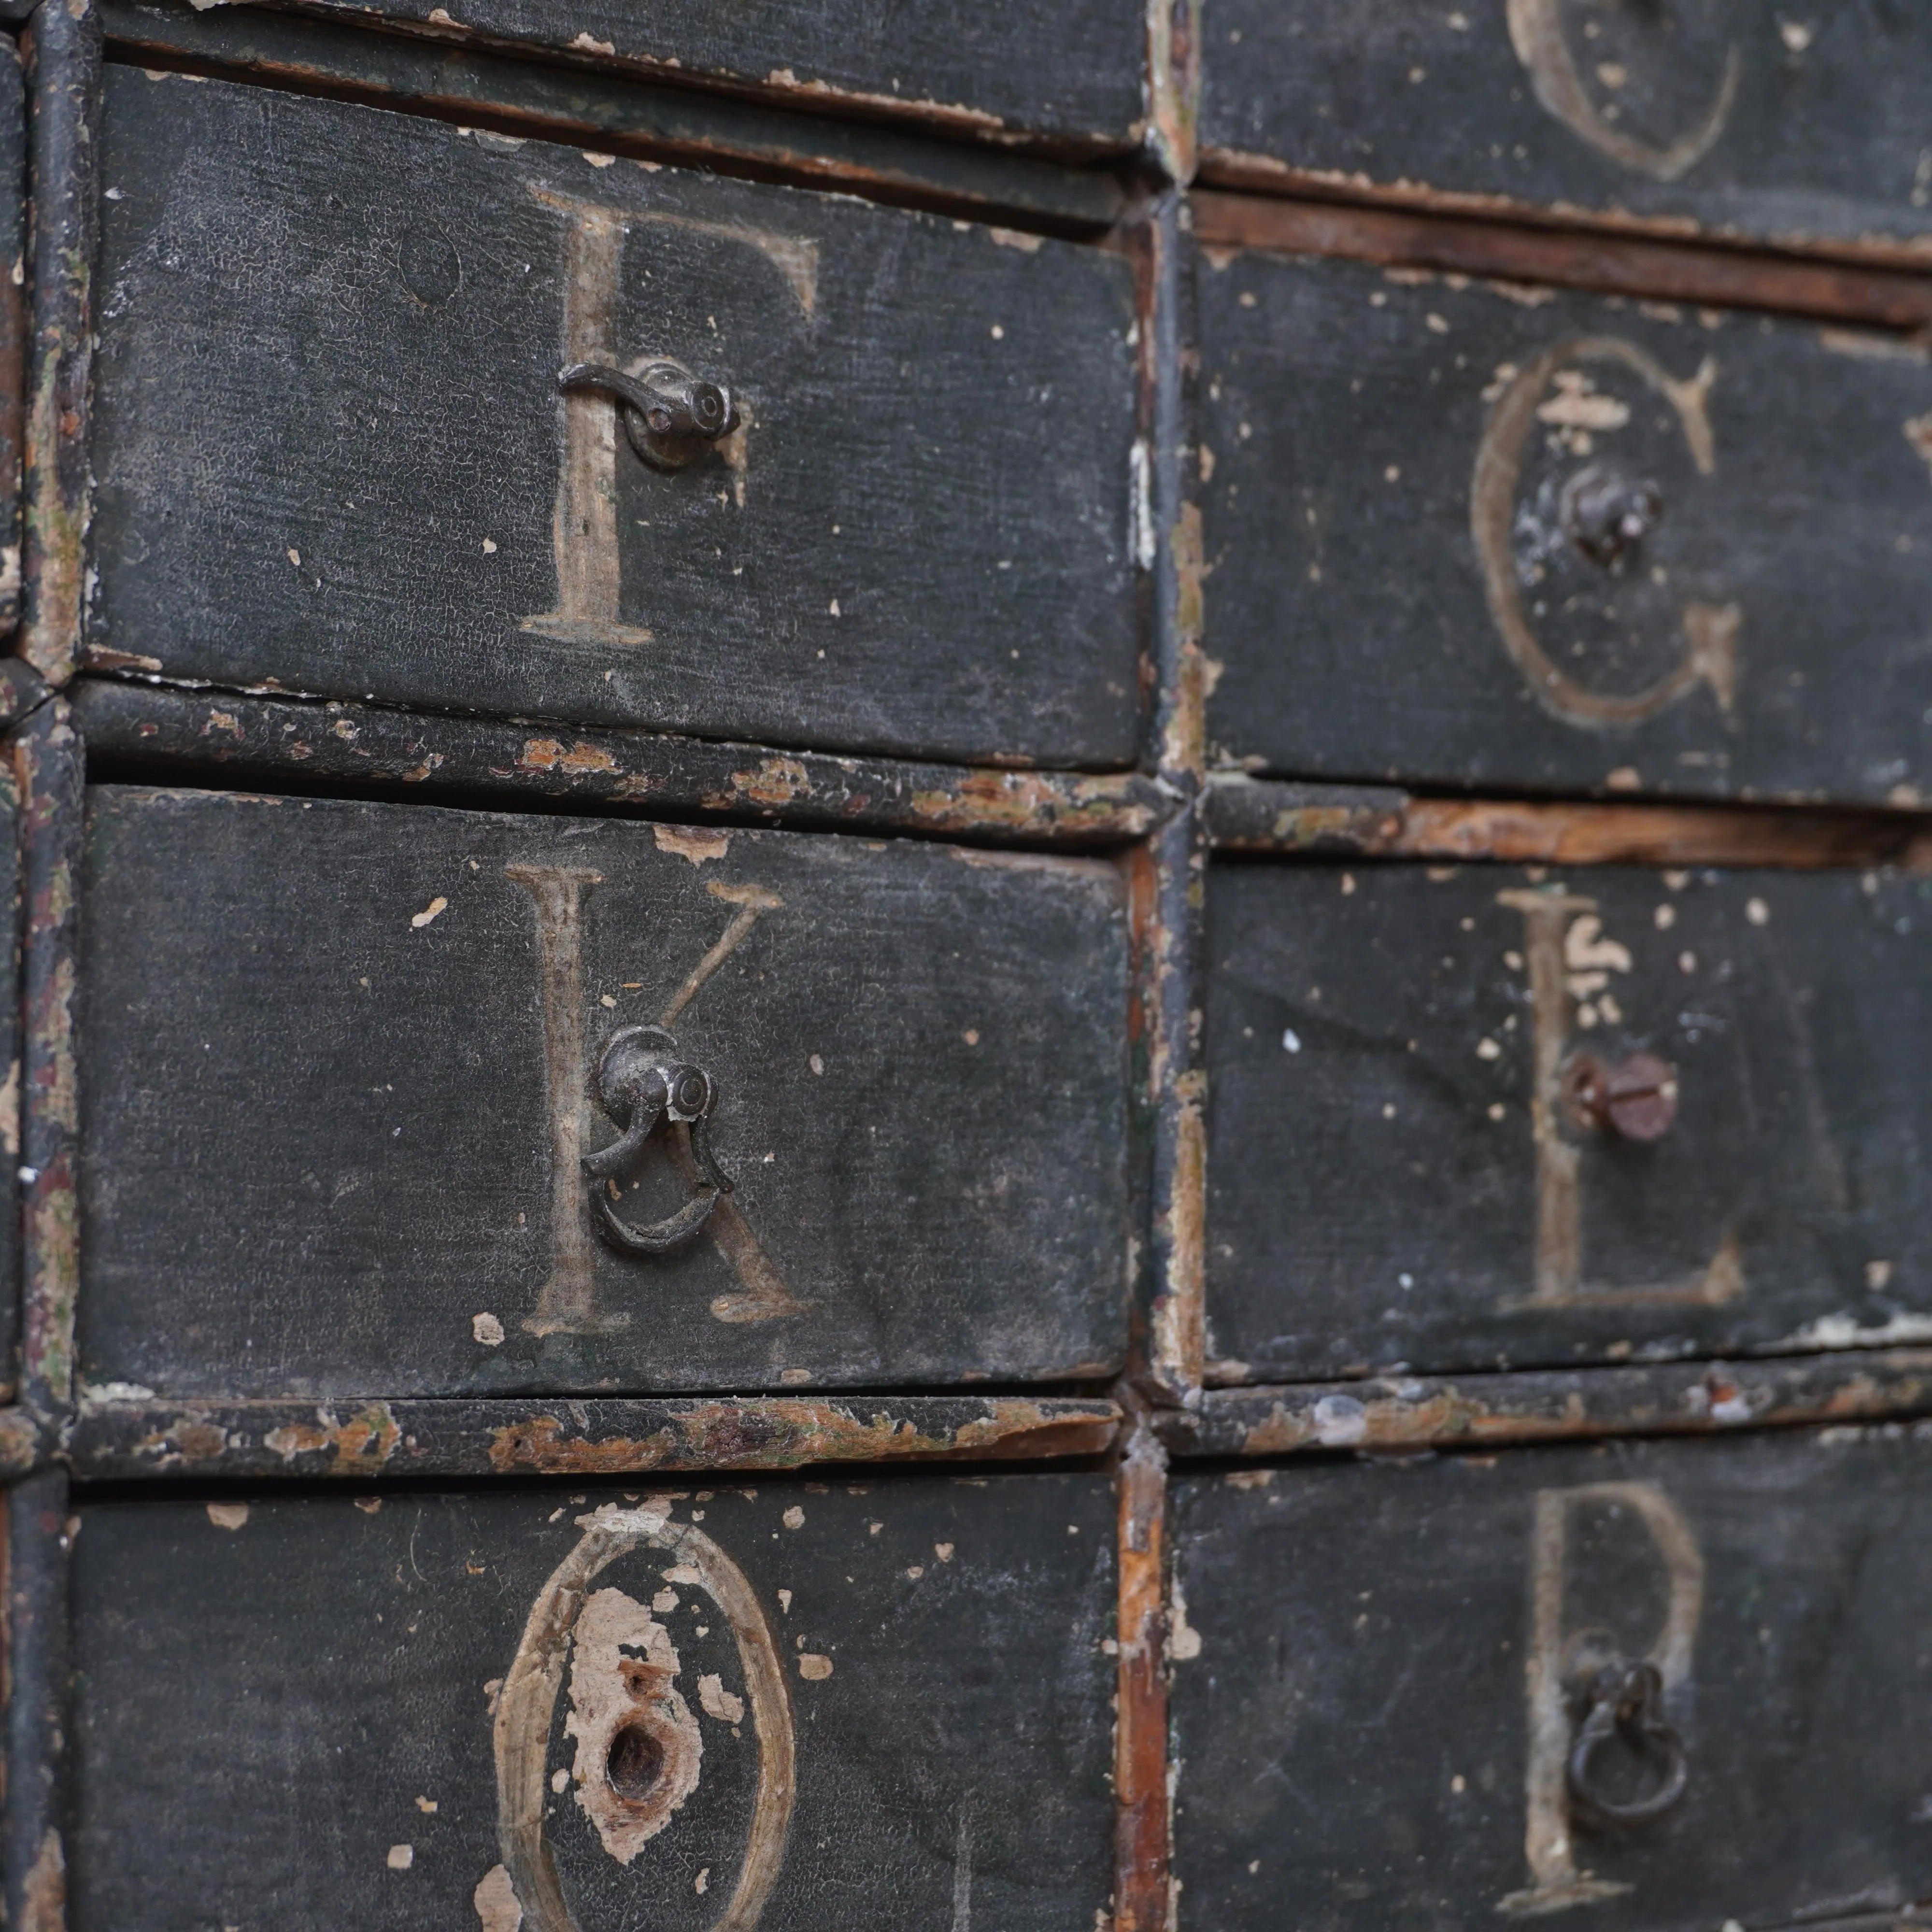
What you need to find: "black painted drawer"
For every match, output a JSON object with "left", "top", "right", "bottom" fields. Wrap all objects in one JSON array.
[
  {"left": 1198, "top": 249, "right": 1932, "bottom": 805},
  {"left": 76, "top": 788, "right": 1130, "bottom": 1396},
  {"left": 71, "top": 1473, "right": 1116, "bottom": 1927},
  {"left": 1200, "top": 2, "right": 1932, "bottom": 256},
  {"left": 1206, "top": 859, "right": 1932, "bottom": 1382},
  {"left": 239, "top": 0, "right": 1148, "bottom": 155},
  {"left": 1172, "top": 1428, "right": 1932, "bottom": 1932},
  {"left": 89, "top": 70, "right": 1141, "bottom": 766}
]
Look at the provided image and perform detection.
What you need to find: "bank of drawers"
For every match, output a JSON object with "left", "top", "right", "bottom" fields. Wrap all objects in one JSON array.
[
  {"left": 1206, "top": 858, "right": 1932, "bottom": 1381},
  {"left": 72, "top": 1473, "right": 1117, "bottom": 1927},
  {"left": 1199, "top": 2, "right": 1932, "bottom": 256},
  {"left": 9, "top": 2, "right": 1932, "bottom": 1926},
  {"left": 1172, "top": 1426, "right": 1932, "bottom": 1930},
  {"left": 90, "top": 71, "right": 1140, "bottom": 764},
  {"left": 77, "top": 786, "right": 1129, "bottom": 1395},
  {"left": 1196, "top": 250, "right": 1932, "bottom": 802}
]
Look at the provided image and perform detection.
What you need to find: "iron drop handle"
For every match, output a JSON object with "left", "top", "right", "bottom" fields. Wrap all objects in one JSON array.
[
  {"left": 583, "top": 1023, "right": 734, "bottom": 1254},
  {"left": 1566, "top": 1658, "right": 1689, "bottom": 1827},
  {"left": 559, "top": 358, "right": 737, "bottom": 471}
]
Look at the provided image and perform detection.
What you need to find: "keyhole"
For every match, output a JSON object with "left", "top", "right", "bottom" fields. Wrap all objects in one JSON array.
[{"left": 606, "top": 1721, "right": 667, "bottom": 1804}]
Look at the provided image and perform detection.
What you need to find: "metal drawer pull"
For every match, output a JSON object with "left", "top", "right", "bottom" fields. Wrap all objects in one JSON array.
[
  {"left": 1566, "top": 1659, "right": 1689, "bottom": 1826},
  {"left": 1560, "top": 461, "right": 1663, "bottom": 574},
  {"left": 559, "top": 358, "right": 738, "bottom": 470},
  {"left": 584, "top": 1023, "right": 735, "bottom": 1253},
  {"left": 1562, "top": 1049, "right": 1679, "bottom": 1142}
]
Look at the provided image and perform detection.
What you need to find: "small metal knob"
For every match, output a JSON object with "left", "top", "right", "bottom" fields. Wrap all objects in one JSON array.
[
  {"left": 1566, "top": 1657, "right": 1689, "bottom": 1827},
  {"left": 559, "top": 358, "right": 738, "bottom": 471},
  {"left": 1563, "top": 1050, "right": 1678, "bottom": 1142},
  {"left": 583, "top": 1023, "right": 734, "bottom": 1254},
  {"left": 1560, "top": 461, "right": 1663, "bottom": 573}
]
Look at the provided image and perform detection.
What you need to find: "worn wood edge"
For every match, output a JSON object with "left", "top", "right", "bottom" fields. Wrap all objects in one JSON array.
[
  {"left": 0, "top": 34, "right": 26, "bottom": 643},
  {"left": 1192, "top": 151, "right": 1932, "bottom": 287},
  {"left": 1203, "top": 776, "right": 1932, "bottom": 871},
  {"left": 19, "top": 0, "right": 99, "bottom": 685},
  {"left": 1156, "top": 1350, "right": 1932, "bottom": 1460},
  {"left": 99, "top": 0, "right": 1129, "bottom": 237},
  {"left": 1113, "top": 1417, "right": 1170, "bottom": 1932},
  {"left": 1189, "top": 189, "right": 1932, "bottom": 332},
  {"left": 58, "top": 1394, "right": 1124, "bottom": 1479},
  {"left": 71, "top": 679, "right": 1174, "bottom": 849},
  {"left": 3, "top": 1469, "right": 70, "bottom": 1931},
  {"left": 0, "top": 1406, "right": 41, "bottom": 1477},
  {"left": 1142, "top": 0, "right": 1198, "bottom": 187},
  {"left": 240, "top": 0, "right": 1146, "bottom": 163},
  {"left": 14, "top": 697, "right": 78, "bottom": 1425},
  {"left": 1134, "top": 195, "right": 1208, "bottom": 1406}
]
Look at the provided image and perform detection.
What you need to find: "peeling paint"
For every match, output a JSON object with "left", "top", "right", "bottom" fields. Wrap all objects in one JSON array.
[
  {"left": 653, "top": 823, "right": 731, "bottom": 866},
  {"left": 487, "top": 1399, "right": 1117, "bottom": 1475},
  {"left": 565, "top": 1588, "right": 702, "bottom": 1863},
  {"left": 473, "top": 1862, "right": 523, "bottom": 1931},
  {"left": 262, "top": 1402, "right": 401, "bottom": 1473}
]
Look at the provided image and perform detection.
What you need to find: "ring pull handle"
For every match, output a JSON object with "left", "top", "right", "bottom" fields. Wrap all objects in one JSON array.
[
  {"left": 583, "top": 1023, "right": 736, "bottom": 1255},
  {"left": 1565, "top": 1658, "right": 1690, "bottom": 1826},
  {"left": 559, "top": 358, "right": 738, "bottom": 471}
]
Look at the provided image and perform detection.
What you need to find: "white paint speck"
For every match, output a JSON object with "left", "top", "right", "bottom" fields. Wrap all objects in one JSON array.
[
  {"left": 1281, "top": 1028, "right": 1301, "bottom": 1053},
  {"left": 809, "top": 1054, "right": 825, "bottom": 1075},
  {"left": 206, "top": 1503, "right": 248, "bottom": 1531},
  {"left": 782, "top": 1506, "right": 805, "bottom": 1529},
  {"left": 1476, "top": 1037, "right": 1501, "bottom": 1061},
  {"left": 386, "top": 1844, "right": 413, "bottom": 1870},
  {"left": 481, "top": 538, "right": 497, "bottom": 554},
  {"left": 1746, "top": 897, "right": 1770, "bottom": 926},
  {"left": 472, "top": 1312, "right": 505, "bottom": 1347},
  {"left": 798, "top": 1653, "right": 834, "bottom": 1680},
  {"left": 412, "top": 895, "right": 449, "bottom": 928}
]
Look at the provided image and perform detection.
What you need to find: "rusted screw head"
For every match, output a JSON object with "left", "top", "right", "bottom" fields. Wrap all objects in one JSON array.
[
  {"left": 1560, "top": 461, "right": 1664, "bottom": 573},
  {"left": 1563, "top": 1050, "right": 1678, "bottom": 1142}
]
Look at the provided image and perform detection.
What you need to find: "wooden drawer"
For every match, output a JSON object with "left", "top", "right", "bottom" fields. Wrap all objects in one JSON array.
[
  {"left": 88, "top": 71, "right": 1141, "bottom": 767},
  {"left": 76, "top": 788, "right": 1129, "bottom": 1397},
  {"left": 227, "top": 0, "right": 1148, "bottom": 155},
  {"left": 1198, "top": 3, "right": 1932, "bottom": 258},
  {"left": 1197, "top": 250, "right": 1932, "bottom": 805},
  {"left": 71, "top": 1472, "right": 1116, "bottom": 1926},
  {"left": 1171, "top": 1428, "right": 1932, "bottom": 1931},
  {"left": 1206, "top": 859, "right": 1932, "bottom": 1382}
]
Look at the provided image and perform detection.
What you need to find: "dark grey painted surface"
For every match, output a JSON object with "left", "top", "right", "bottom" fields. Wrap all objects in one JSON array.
[
  {"left": 257, "top": 0, "right": 1147, "bottom": 151},
  {"left": 90, "top": 71, "right": 1141, "bottom": 766},
  {"left": 71, "top": 1474, "right": 1116, "bottom": 1928},
  {"left": 1201, "top": 1, "right": 1932, "bottom": 255},
  {"left": 1198, "top": 250, "right": 1932, "bottom": 803},
  {"left": 1173, "top": 1428, "right": 1932, "bottom": 1932},
  {"left": 78, "top": 788, "right": 1129, "bottom": 1396},
  {"left": 1206, "top": 860, "right": 1932, "bottom": 1380},
  {"left": 0, "top": 744, "right": 19, "bottom": 1398}
]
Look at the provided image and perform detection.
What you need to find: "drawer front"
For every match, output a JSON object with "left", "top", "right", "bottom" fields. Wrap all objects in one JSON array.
[
  {"left": 77, "top": 789, "right": 1129, "bottom": 1396},
  {"left": 1199, "top": 251, "right": 1932, "bottom": 804},
  {"left": 1172, "top": 1429, "right": 1932, "bottom": 1932},
  {"left": 90, "top": 72, "right": 1141, "bottom": 766},
  {"left": 72, "top": 1473, "right": 1116, "bottom": 1926},
  {"left": 247, "top": 0, "right": 1147, "bottom": 152},
  {"left": 1207, "top": 861, "right": 1932, "bottom": 1381},
  {"left": 1199, "top": 3, "right": 1932, "bottom": 256}
]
